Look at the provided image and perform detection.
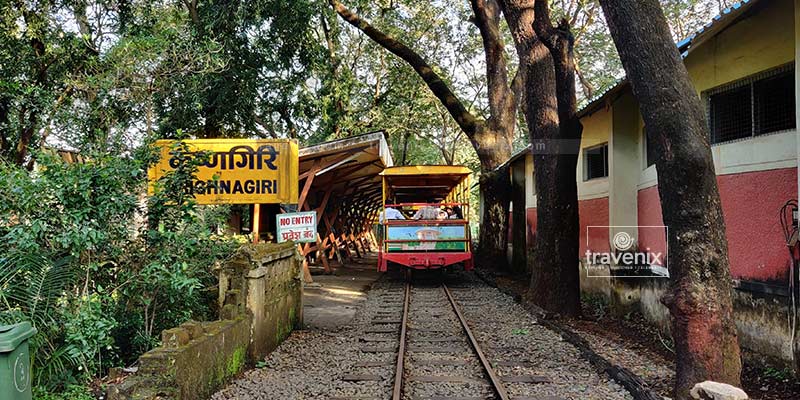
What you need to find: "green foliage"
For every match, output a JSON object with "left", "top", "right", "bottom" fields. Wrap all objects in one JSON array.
[
  {"left": 0, "top": 151, "right": 142, "bottom": 388},
  {"left": 0, "top": 253, "right": 75, "bottom": 329},
  {"left": 0, "top": 152, "right": 141, "bottom": 257},
  {"left": 1, "top": 0, "right": 324, "bottom": 165},
  {"left": 661, "top": 0, "right": 729, "bottom": 41},
  {"left": 0, "top": 252, "right": 83, "bottom": 388},
  {"left": 148, "top": 0, "right": 325, "bottom": 138},
  {"left": 33, "top": 385, "right": 95, "bottom": 400},
  {"left": 762, "top": 366, "right": 792, "bottom": 380},
  {"left": 62, "top": 293, "right": 118, "bottom": 377},
  {"left": 115, "top": 140, "right": 236, "bottom": 355},
  {"left": 0, "top": 0, "right": 729, "bottom": 166},
  {"left": 0, "top": 144, "right": 236, "bottom": 393}
]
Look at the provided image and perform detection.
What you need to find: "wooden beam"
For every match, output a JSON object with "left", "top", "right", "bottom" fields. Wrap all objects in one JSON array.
[
  {"left": 350, "top": 233, "right": 362, "bottom": 258},
  {"left": 309, "top": 149, "right": 360, "bottom": 176},
  {"left": 316, "top": 235, "right": 330, "bottom": 273},
  {"left": 323, "top": 210, "right": 343, "bottom": 263},
  {"left": 298, "top": 159, "right": 322, "bottom": 209},
  {"left": 313, "top": 186, "right": 334, "bottom": 274},
  {"left": 316, "top": 153, "right": 361, "bottom": 176}
]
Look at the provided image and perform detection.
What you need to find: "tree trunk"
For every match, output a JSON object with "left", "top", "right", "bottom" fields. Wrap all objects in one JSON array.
[
  {"left": 597, "top": 0, "right": 742, "bottom": 397},
  {"left": 0, "top": 96, "right": 9, "bottom": 158},
  {"left": 15, "top": 28, "right": 48, "bottom": 167},
  {"left": 471, "top": 125, "right": 513, "bottom": 269},
  {"left": 501, "top": 0, "right": 582, "bottom": 317},
  {"left": 533, "top": 0, "right": 584, "bottom": 317},
  {"left": 202, "top": 103, "right": 221, "bottom": 138},
  {"left": 478, "top": 163, "right": 511, "bottom": 268},
  {"left": 400, "top": 131, "right": 411, "bottom": 166},
  {"left": 470, "top": 124, "right": 513, "bottom": 270}
]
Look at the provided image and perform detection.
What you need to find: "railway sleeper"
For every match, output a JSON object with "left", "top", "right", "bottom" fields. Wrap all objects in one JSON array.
[{"left": 341, "top": 374, "right": 385, "bottom": 382}]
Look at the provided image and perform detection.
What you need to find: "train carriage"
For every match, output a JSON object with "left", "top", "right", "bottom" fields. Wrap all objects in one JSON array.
[{"left": 377, "top": 165, "right": 474, "bottom": 273}]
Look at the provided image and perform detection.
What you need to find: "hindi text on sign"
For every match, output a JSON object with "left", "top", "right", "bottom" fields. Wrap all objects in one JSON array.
[{"left": 148, "top": 139, "right": 299, "bottom": 205}]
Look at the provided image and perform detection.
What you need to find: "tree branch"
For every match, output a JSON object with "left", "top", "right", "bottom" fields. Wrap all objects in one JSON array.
[
  {"left": 533, "top": 0, "right": 579, "bottom": 124},
  {"left": 330, "top": 0, "right": 481, "bottom": 137},
  {"left": 509, "top": 65, "right": 526, "bottom": 114},
  {"left": 470, "top": 0, "right": 512, "bottom": 120},
  {"left": 253, "top": 114, "right": 278, "bottom": 138},
  {"left": 320, "top": 8, "right": 340, "bottom": 71},
  {"left": 72, "top": 0, "right": 99, "bottom": 55},
  {"left": 183, "top": 0, "right": 200, "bottom": 27},
  {"left": 574, "top": 59, "right": 594, "bottom": 99}
]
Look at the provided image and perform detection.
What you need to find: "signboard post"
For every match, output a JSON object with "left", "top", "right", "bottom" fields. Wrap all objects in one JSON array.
[{"left": 277, "top": 211, "right": 318, "bottom": 243}]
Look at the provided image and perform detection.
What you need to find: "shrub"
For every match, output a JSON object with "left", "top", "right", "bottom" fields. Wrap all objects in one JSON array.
[{"left": 0, "top": 143, "right": 237, "bottom": 393}]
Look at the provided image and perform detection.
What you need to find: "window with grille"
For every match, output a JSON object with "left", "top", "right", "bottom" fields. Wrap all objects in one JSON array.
[
  {"left": 584, "top": 143, "right": 608, "bottom": 181},
  {"left": 754, "top": 71, "right": 795, "bottom": 134},
  {"left": 707, "top": 64, "right": 795, "bottom": 144}
]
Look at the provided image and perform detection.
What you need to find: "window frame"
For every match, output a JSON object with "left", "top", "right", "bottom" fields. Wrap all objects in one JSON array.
[
  {"left": 704, "top": 63, "right": 795, "bottom": 145},
  {"left": 583, "top": 142, "right": 609, "bottom": 181}
]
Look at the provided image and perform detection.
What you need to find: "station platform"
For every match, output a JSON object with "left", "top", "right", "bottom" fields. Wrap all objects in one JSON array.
[{"left": 302, "top": 253, "right": 382, "bottom": 330}]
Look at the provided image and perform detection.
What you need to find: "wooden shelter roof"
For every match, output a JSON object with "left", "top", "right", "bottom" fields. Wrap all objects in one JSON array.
[
  {"left": 293, "top": 131, "right": 393, "bottom": 275},
  {"left": 298, "top": 131, "right": 393, "bottom": 211}
]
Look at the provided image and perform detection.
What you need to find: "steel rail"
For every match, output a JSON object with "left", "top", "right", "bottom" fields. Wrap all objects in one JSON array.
[
  {"left": 392, "top": 282, "right": 411, "bottom": 400},
  {"left": 442, "top": 284, "right": 512, "bottom": 400}
]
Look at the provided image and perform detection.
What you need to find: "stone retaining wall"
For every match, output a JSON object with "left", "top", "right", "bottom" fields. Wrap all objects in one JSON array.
[
  {"left": 108, "top": 242, "right": 303, "bottom": 399},
  {"left": 218, "top": 241, "right": 304, "bottom": 360}
]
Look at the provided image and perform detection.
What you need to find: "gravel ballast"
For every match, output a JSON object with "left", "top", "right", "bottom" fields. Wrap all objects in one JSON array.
[{"left": 212, "top": 272, "right": 636, "bottom": 400}]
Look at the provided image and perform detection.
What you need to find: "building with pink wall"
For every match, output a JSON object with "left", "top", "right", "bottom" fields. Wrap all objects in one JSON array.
[{"left": 505, "top": 0, "right": 800, "bottom": 370}]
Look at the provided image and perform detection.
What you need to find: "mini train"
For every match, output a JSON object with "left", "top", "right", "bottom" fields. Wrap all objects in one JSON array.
[{"left": 377, "top": 165, "right": 474, "bottom": 276}]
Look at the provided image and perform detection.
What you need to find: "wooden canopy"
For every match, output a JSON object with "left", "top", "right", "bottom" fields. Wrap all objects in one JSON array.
[{"left": 294, "top": 132, "right": 393, "bottom": 278}]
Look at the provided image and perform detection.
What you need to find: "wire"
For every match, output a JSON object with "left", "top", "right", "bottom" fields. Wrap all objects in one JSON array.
[
  {"left": 780, "top": 199, "right": 798, "bottom": 362},
  {"left": 780, "top": 199, "right": 798, "bottom": 245}
]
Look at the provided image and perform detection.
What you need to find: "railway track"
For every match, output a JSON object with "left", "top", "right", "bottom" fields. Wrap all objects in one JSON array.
[
  {"left": 398, "top": 282, "right": 511, "bottom": 400},
  {"left": 337, "top": 279, "right": 550, "bottom": 400}
]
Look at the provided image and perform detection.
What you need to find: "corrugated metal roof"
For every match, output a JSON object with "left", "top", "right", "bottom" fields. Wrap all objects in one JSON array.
[
  {"left": 576, "top": 0, "right": 760, "bottom": 118},
  {"left": 677, "top": 0, "right": 756, "bottom": 54},
  {"left": 576, "top": 78, "right": 628, "bottom": 118},
  {"left": 505, "top": 144, "right": 531, "bottom": 166}
]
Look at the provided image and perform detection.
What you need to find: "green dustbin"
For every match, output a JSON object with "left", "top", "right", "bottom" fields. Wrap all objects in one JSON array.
[{"left": 0, "top": 322, "right": 37, "bottom": 400}]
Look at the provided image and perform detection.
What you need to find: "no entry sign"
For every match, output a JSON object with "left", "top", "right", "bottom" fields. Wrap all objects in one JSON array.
[{"left": 277, "top": 211, "right": 317, "bottom": 243}]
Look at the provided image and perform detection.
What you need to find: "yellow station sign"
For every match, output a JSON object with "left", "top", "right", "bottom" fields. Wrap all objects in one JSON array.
[{"left": 148, "top": 139, "right": 299, "bottom": 204}]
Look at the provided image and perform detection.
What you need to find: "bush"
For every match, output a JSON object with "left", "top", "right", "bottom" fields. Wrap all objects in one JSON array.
[
  {"left": 33, "top": 385, "right": 95, "bottom": 400},
  {"left": 62, "top": 293, "right": 118, "bottom": 377},
  {"left": 0, "top": 143, "right": 237, "bottom": 393}
]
